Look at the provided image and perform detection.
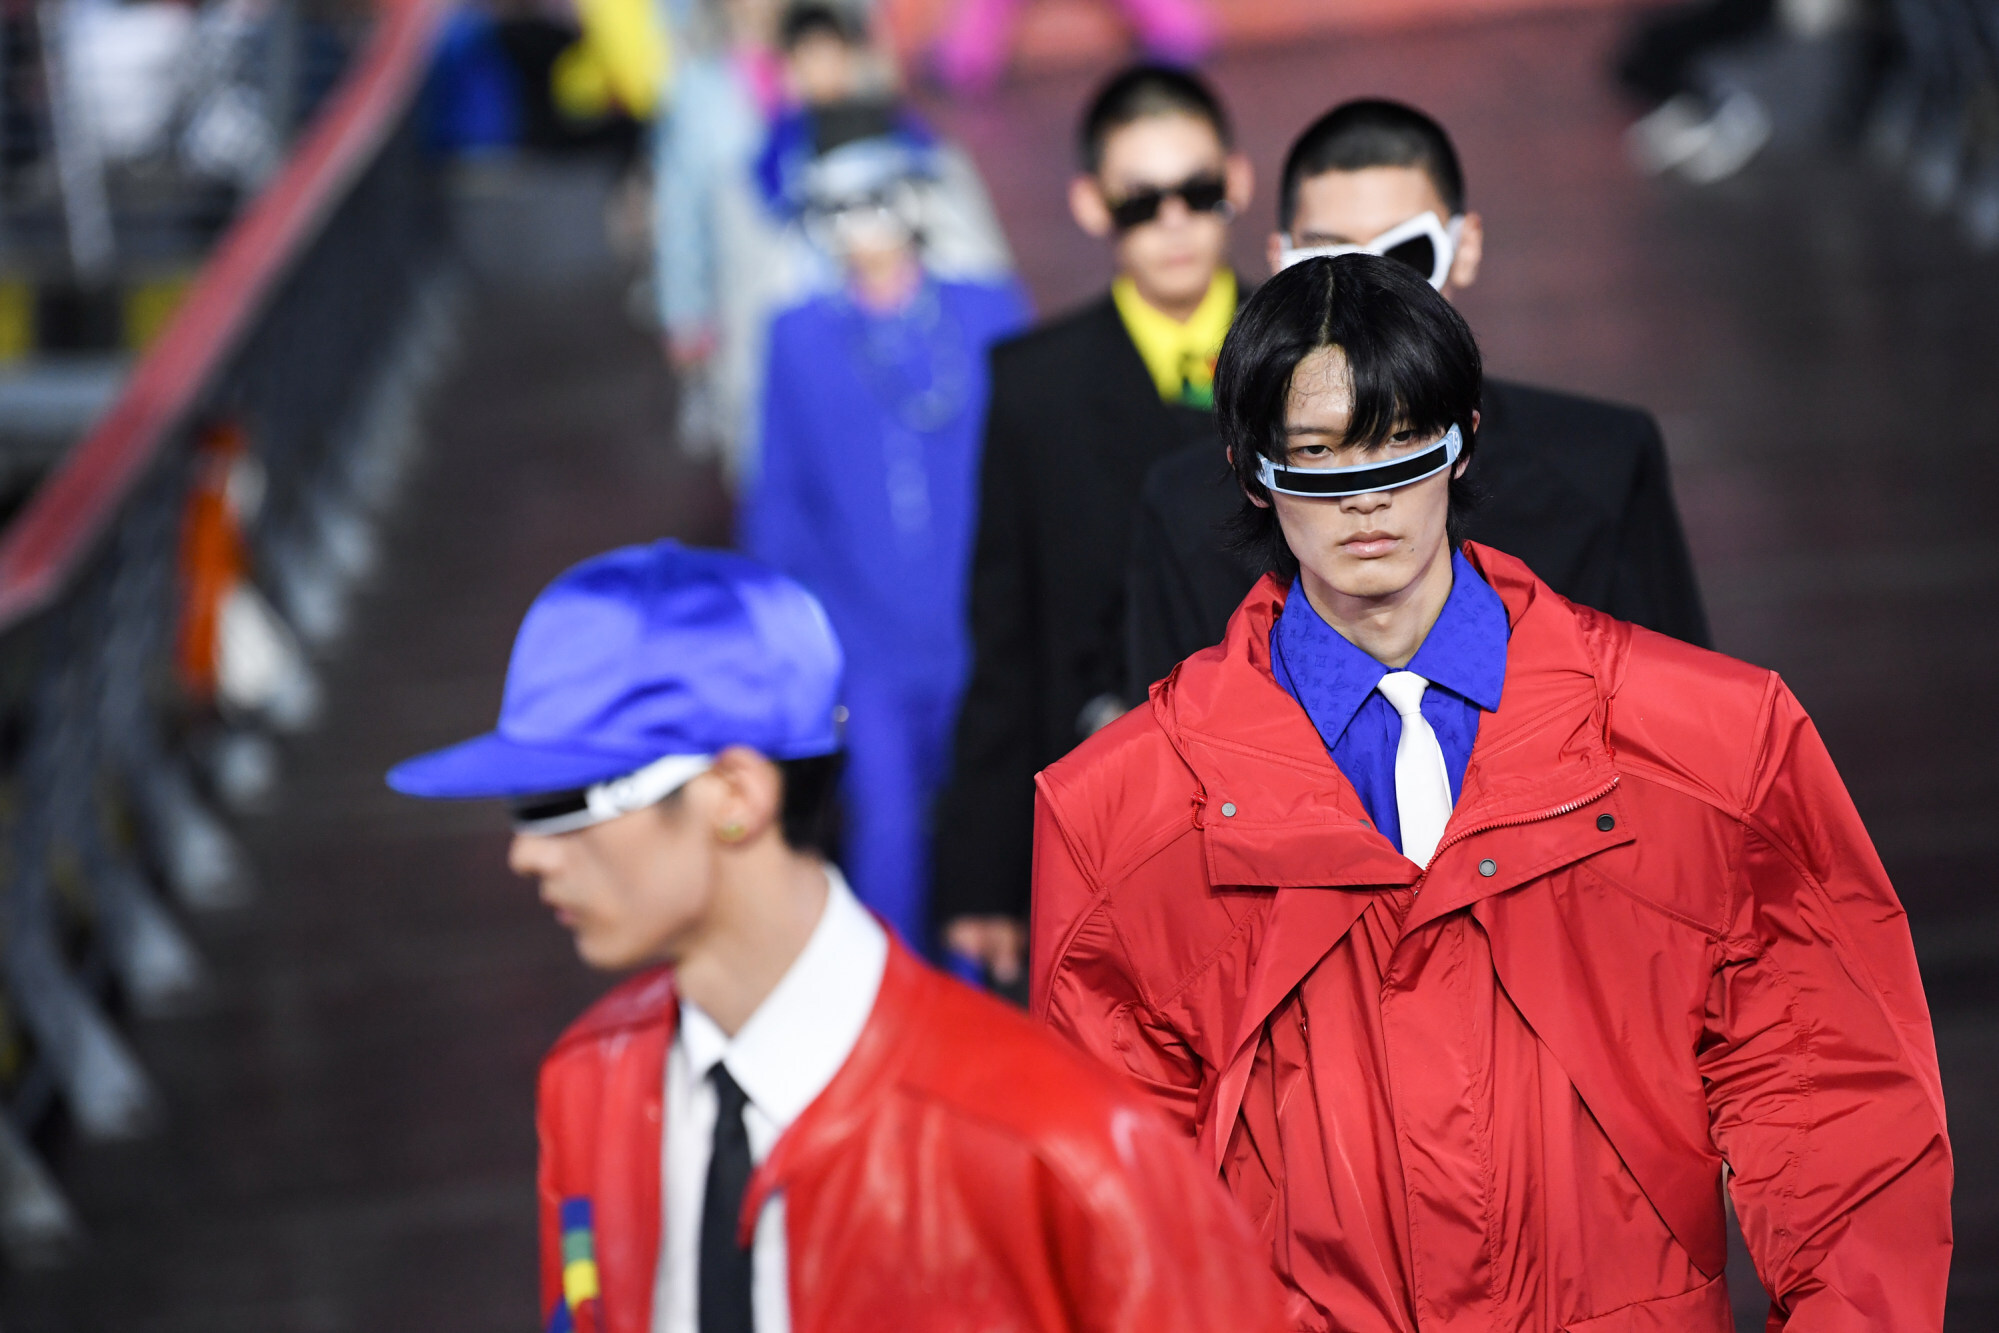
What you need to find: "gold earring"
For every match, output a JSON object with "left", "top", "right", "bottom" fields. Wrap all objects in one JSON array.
[{"left": 719, "top": 822, "right": 747, "bottom": 843}]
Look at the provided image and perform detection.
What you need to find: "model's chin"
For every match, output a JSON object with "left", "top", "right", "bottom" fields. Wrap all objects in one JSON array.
[
  {"left": 1316, "top": 551, "right": 1422, "bottom": 601},
  {"left": 573, "top": 927, "right": 640, "bottom": 972},
  {"left": 1142, "top": 257, "right": 1219, "bottom": 303}
]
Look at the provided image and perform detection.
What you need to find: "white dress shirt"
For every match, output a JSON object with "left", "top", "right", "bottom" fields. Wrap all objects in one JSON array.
[{"left": 652, "top": 864, "right": 888, "bottom": 1333}]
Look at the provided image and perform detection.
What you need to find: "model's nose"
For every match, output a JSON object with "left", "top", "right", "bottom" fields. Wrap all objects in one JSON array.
[
  {"left": 1341, "top": 488, "right": 1392, "bottom": 513},
  {"left": 508, "top": 832, "right": 557, "bottom": 878}
]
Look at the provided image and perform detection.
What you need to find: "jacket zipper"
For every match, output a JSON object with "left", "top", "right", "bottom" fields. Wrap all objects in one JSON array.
[{"left": 1415, "top": 775, "right": 1620, "bottom": 891}]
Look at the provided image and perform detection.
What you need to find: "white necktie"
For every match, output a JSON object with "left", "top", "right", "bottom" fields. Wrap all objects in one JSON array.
[{"left": 1377, "top": 671, "right": 1454, "bottom": 868}]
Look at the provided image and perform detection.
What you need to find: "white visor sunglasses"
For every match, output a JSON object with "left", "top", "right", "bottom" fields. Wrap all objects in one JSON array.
[
  {"left": 1256, "top": 423, "right": 1464, "bottom": 498},
  {"left": 1277, "top": 211, "right": 1464, "bottom": 291},
  {"left": 510, "top": 752, "right": 716, "bottom": 836}
]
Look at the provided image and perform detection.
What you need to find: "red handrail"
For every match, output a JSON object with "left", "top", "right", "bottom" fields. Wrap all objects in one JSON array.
[{"left": 0, "top": 0, "right": 448, "bottom": 630}]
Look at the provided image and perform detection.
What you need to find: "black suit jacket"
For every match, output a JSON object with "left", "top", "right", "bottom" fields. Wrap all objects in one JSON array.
[
  {"left": 932, "top": 293, "right": 1222, "bottom": 926},
  {"left": 1125, "top": 377, "right": 1712, "bottom": 700}
]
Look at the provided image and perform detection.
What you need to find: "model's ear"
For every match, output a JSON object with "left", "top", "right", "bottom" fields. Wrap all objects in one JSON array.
[
  {"left": 702, "top": 746, "right": 784, "bottom": 845},
  {"left": 1447, "top": 211, "right": 1484, "bottom": 292},
  {"left": 1225, "top": 153, "right": 1254, "bottom": 216},
  {"left": 1231, "top": 449, "right": 1274, "bottom": 509},
  {"left": 1069, "top": 175, "right": 1114, "bottom": 238},
  {"left": 1454, "top": 410, "right": 1481, "bottom": 479}
]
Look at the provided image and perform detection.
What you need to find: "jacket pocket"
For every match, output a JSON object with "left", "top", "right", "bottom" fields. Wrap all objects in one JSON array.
[{"left": 1561, "top": 1272, "right": 1732, "bottom": 1333}]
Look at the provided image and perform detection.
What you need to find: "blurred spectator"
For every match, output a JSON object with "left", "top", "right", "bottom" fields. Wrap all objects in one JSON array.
[
  {"left": 426, "top": 0, "right": 651, "bottom": 158},
  {"left": 1618, "top": 0, "right": 1778, "bottom": 182},
  {"left": 1125, "top": 100, "right": 1711, "bottom": 699},
  {"left": 930, "top": 0, "right": 1213, "bottom": 96},
  {"left": 551, "top": 0, "right": 672, "bottom": 125},
  {"left": 740, "top": 126, "right": 1030, "bottom": 949},
  {"left": 657, "top": 0, "right": 1010, "bottom": 480},
  {"left": 930, "top": 64, "right": 1249, "bottom": 990},
  {"left": 426, "top": 9, "right": 523, "bottom": 154},
  {"left": 755, "top": 5, "right": 1014, "bottom": 306},
  {"left": 654, "top": 0, "right": 789, "bottom": 474}
]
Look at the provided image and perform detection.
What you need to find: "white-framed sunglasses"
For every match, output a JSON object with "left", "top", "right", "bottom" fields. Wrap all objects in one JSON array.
[
  {"left": 510, "top": 752, "right": 716, "bottom": 836},
  {"left": 802, "top": 185, "right": 924, "bottom": 256},
  {"left": 1256, "top": 423, "right": 1464, "bottom": 498},
  {"left": 1277, "top": 210, "right": 1465, "bottom": 291}
]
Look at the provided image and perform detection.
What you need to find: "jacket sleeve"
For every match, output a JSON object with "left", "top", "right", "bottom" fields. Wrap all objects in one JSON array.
[
  {"left": 1702, "top": 681, "right": 1950, "bottom": 1329},
  {"left": 653, "top": 66, "right": 718, "bottom": 338},
  {"left": 1032, "top": 784, "right": 1206, "bottom": 1136},
  {"left": 1607, "top": 413, "right": 1712, "bottom": 647},
  {"left": 931, "top": 352, "right": 1042, "bottom": 925},
  {"left": 1044, "top": 1107, "right": 1288, "bottom": 1333}
]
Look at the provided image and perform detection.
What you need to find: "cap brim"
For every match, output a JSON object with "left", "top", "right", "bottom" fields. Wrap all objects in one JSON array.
[{"left": 386, "top": 731, "right": 666, "bottom": 800}]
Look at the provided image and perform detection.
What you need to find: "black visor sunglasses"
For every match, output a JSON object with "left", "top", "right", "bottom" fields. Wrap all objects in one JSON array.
[{"left": 1105, "top": 174, "right": 1231, "bottom": 231}]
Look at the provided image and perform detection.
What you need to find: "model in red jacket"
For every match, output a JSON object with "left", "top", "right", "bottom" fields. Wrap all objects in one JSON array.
[
  {"left": 1031, "top": 257, "right": 1950, "bottom": 1330},
  {"left": 537, "top": 932, "right": 1282, "bottom": 1333},
  {"left": 388, "top": 540, "right": 1282, "bottom": 1333}
]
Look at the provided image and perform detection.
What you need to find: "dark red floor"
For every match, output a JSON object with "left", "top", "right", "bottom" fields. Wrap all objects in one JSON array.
[{"left": 4, "top": 9, "right": 1994, "bottom": 1329}]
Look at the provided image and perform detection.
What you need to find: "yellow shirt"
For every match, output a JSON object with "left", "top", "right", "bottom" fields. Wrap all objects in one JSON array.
[{"left": 1111, "top": 269, "right": 1238, "bottom": 409}]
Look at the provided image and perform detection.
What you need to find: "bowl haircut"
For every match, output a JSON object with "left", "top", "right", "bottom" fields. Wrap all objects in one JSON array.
[
  {"left": 1217, "top": 253, "right": 1484, "bottom": 579},
  {"left": 1076, "top": 63, "right": 1233, "bottom": 175},
  {"left": 1277, "top": 99, "right": 1466, "bottom": 233}
]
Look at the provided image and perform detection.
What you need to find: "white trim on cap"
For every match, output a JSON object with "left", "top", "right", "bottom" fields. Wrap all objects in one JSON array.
[{"left": 512, "top": 752, "right": 716, "bottom": 836}]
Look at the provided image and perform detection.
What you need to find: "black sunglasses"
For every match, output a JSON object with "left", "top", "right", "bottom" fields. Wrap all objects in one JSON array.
[{"left": 1105, "top": 174, "right": 1231, "bottom": 231}]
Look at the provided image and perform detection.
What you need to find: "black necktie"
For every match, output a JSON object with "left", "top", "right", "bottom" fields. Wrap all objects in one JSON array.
[{"left": 700, "top": 1064, "right": 755, "bottom": 1333}]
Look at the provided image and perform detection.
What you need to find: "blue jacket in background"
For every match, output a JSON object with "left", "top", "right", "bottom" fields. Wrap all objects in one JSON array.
[
  {"left": 742, "top": 274, "right": 1030, "bottom": 948},
  {"left": 744, "top": 277, "right": 1031, "bottom": 685}
]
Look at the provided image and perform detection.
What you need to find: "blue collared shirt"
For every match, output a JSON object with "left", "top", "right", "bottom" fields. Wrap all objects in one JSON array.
[{"left": 1270, "top": 550, "right": 1510, "bottom": 855}]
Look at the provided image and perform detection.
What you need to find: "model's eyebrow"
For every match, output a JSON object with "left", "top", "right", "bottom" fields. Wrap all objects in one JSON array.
[
  {"left": 1103, "top": 163, "right": 1225, "bottom": 192},
  {"left": 1294, "top": 230, "right": 1357, "bottom": 245},
  {"left": 1284, "top": 425, "right": 1346, "bottom": 435}
]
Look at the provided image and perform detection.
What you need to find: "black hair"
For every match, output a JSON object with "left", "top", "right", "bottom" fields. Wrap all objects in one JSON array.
[
  {"left": 1277, "top": 99, "right": 1465, "bottom": 233},
  {"left": 779, "top": 1, "right": 866, "bottom": 52},
  {"left": 776, "top": 752, "right": 844, "bottom": 858},
  {"left": 1076, "top": 63, "right": 1231, "bottom": 175},
  {"left": 1218, "top": 253, "right": 1482, "bottom": 579},
  {"left": 810, "top": 97, "right": 899, "bottom": 156}
]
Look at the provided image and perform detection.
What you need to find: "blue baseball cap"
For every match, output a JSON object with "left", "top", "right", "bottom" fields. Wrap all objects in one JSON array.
[{"left": 387, "top": 541, "right": 844, "bottom": 801}]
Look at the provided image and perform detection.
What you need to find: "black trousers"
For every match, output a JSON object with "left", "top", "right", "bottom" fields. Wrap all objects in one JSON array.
[{"left": 1616, "top": 0, "right": 1779, "bottom": 105}]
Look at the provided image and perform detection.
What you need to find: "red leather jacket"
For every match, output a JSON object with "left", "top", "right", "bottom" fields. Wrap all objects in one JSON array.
[
  {"left": 534, "top": 934, "right": 1285, "bottom": 1333},
  {"left": 1031, "top": 545, "right": 1950, "bottom": 1332}
]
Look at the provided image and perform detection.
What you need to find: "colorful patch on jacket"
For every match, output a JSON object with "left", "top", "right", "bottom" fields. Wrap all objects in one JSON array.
[{"left": 546, "top": 1196, "right": 601, "bottom": 1333}]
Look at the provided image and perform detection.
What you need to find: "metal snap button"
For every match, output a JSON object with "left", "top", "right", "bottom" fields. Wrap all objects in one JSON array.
[
  {"left": 1220, "top": 802, "right": 1236, "bottom": 817},
  {"left": 1597, "top": 813, "right": 1616, "bottom": 832},
  {"left": 1478, "top": 858, "right": 1497, "bottom": 877}
]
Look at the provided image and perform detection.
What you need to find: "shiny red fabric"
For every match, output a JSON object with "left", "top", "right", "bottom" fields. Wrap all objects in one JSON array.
[
  {"left": 535, "top": 935, "right": 1285, "bottom": 1333},
  {"left": 1031, "top": 544, "right": 1951, "bottom": 1332}
]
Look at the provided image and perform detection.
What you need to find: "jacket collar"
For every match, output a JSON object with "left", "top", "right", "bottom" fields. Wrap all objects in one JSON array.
[
  {"left": 1271, "top": 548, "right": 1508, "bottom": 756},
  {"left": 739, "top": 936, "right": 928, "bottom": 1242},
  {"left": 1084, "top": 293, "right": 1169, "bottom": 405},
  {"left": 1156, "top": 541, "right": 1619, "bottom": 888},
  {"left": 1155, "top": 544, "right": 1631, "bottom": 1170}
]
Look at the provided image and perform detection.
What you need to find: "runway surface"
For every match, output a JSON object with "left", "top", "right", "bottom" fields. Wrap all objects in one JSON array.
[{"left": 4, "top": 9, "right": 1993, "bottom": 1328}]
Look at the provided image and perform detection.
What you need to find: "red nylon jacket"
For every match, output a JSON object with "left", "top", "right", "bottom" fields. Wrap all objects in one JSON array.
[
  {"left": 1030, "top": 544, "right": 1951, "bottom": 1332},
  {"left": 534, "top": 933, "right": 1286, "bottom": 1333}
]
